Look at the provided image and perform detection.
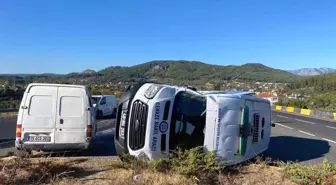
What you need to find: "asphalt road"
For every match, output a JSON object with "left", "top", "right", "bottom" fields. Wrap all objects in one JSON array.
[
  {"left": 1, "top": 111, "right": 336, "bottom": 164},
  {"left": 0, "top": 118, "right": 116, "bottom": 157},
  {"left": 272, "top": 110, "right": 336, "bottom": 146},
  {"left": 268, "top": 110, "right": 336, "bottom": 164},
  {"left": 0, "top": 117, "right": 17, "bottom": 142}
]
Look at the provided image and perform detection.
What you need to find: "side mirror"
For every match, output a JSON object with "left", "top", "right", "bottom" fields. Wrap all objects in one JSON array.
[{"left": 271, "top": 123, "right": 276, "bottom": 127}]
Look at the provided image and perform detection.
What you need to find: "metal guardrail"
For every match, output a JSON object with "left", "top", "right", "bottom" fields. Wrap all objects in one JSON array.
[{"left": 0, "top": 109, "right": 19, "bottom": 113}]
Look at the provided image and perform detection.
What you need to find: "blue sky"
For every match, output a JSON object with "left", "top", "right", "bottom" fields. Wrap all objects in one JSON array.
[{"left": 1, "top": 0, "right": 336, "bottom": 74}]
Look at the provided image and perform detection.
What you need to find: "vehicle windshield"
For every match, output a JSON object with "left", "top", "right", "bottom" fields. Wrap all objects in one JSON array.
[
  {"left": 169, "top": 90, "right": 206, "bottom": 151},
  {"left": 91, "top": 97, "right": 101, "bottom": 105}
]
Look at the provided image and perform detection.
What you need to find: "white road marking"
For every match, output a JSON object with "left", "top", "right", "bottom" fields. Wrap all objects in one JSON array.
[
  {"left": 326, "top": 126, "right": 336, "bottom": 130},
  {"left": 322, "top": 138, "right": 336, "bottom": 144},
  {"left": 298, "top": 130, "right": 316, "bottom": 137},
  {"left": 275, "top": 123, "right": 294, "bottom": 129},
  {"left": 277, "top": 115, "right": 289, "bottom": 118},
  {"left": 295, "top": 119, "right": 316, "bottom": 125}
]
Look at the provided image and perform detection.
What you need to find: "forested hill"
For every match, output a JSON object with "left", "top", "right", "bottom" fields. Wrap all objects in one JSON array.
[
  {"left": 284, "top": 73, "right": 336, "bottom": 112},
  {"left": 1, "top": 60, "right": 296, "bottom": 85},
  {"left": 288, "top": 73, "right": 336, "bottom": 93}
]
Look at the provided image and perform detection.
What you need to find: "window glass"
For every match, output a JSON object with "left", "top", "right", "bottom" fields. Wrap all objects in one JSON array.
[
  {"left": 28, "top": 95, "right": 54, "bottom": 116},
  {"left": 169, "top": 90, "right": 206, "bottom": 150},
  {"left": 91, "top": 97, "right": 101, "bottom": 105},
  {"left": 100, "top": 97, "right": 106, "bottom": 105},
  {"left": 60, "top": 96, "right": 83, "bottom": 117}
]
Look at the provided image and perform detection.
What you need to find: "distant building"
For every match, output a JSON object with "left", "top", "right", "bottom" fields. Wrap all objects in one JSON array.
[
  {"left": 256, "top": 92, "right": 278, "bottom": 105},
  {"left": 205, "top": 83, "right": 214, "bottom": 90}
]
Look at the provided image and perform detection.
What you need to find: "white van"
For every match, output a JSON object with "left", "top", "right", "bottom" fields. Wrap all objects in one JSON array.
[
  {"left": 15, "top": 83, "right": 97, "bottom": 153},
  {"left": 114, "top": 82, "right": 275, "bottom": 165},
  {"left": 91, "top": 95, "right": 117, "bottom": 118}
]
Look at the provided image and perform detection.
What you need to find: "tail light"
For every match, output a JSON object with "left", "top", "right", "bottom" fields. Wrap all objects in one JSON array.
[
  {"left": 87, "top": 125, "right": 92, "bottom": 138},
  {"left": 16, "top": 125, "right": 22, "bottom": 139}
]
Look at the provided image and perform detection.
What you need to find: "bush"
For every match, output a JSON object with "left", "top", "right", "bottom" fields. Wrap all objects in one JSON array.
[
  {"left": 116, "top": 146, "right": 226, "bottom": 184},
  {"left": 280, "top": 159, "right": 336, "bottom": 185}
]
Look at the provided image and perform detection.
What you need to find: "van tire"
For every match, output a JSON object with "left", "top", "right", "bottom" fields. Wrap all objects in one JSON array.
[
  {"left": 108, "top": 112, "right": 113, "bottom": 119},
  {"left": 97, "top": 110, "right": 103, "bottom": 119},
  {"left": 112, "top": 108, "right": 117, "bottom": 118},
  {"left": 109, "top": 109, "right": 116, "bottom": 119},
  {"left": 16, "top": 149, "right": 32, "bottom": 158}
]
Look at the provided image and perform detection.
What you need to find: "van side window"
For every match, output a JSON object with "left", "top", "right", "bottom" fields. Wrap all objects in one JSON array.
[{"left": 100, "top": 97, "right": 106, "bottom": 105}]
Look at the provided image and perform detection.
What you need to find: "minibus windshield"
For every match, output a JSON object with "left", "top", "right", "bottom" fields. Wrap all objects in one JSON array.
[{"left": 169, "top": 90, "right": 206, "bottom": 150}]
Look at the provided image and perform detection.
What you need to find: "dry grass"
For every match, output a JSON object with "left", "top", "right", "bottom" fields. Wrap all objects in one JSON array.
[
  {"left": 0, "top": 153, "right": 335, "bottom": 185},
  {"left": 0, "top": 156, "right": 293, "bottom": 185},
  {"left": 0, "top": 112, "right": 17, "bottom": 118}
]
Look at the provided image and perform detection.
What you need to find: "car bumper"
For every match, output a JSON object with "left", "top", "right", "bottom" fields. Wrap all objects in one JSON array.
[{"left": 15, "top": 140, "right": 90, "bottom": 151}]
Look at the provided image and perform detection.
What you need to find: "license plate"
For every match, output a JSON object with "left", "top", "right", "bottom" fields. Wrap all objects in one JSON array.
[
  {"left": 119, "top": 127, "right": 125, "bottom": 138},
  {"left": 28, "top": 136, "right": 51, "bottom": 142},
  {"left": 119, "top": 111, "right": 127, "bottom": 139}
]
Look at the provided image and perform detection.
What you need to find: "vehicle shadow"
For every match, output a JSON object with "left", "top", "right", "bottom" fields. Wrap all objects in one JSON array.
[
  {"left": 31, "top": 130, "right": 117, "bottom": 158},
  {"left": 264, "top": 136, "right": 331, "bottom": 163},
  {"left": 83, "top": 130, "right": 117, "bottom": 156}
]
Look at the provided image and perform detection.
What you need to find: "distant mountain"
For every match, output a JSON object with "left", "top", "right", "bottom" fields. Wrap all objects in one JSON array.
[
  {"left": 288, "top": 68, "right": 336, "bottom": 76},
  {"left": 81, "top": 69, "right": 96, "bottom": 74},
  {"left": 0, "top": 60, "right": 296, "bottom": 85},
  {"left": 87, "top": 60, "right": 295, "bottom": 84}
]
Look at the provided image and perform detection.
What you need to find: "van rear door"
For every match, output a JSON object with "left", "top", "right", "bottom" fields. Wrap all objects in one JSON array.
[
  {"left": 55, "top": 87, "right": 88, "bottom": 144},
  {"left": 21, "top": 85, "right": 57, "bottom": 144}
]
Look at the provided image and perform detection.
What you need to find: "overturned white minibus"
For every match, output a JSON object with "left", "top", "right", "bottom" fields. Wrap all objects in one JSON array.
[{"left": 114, "top": 82, "right": 275, "bottom": 165}]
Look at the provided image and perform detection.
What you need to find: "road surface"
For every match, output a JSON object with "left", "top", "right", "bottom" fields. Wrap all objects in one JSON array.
[
  {"left": 1, "top": 111, "right": 336, "bottom": 164},
  {"left": 0, "top": 118, "right": 116, "bottom": 157},
  {"left": 268, "top": 110, "right": 336, "bottom": 164},
  {"left": 0, "top": 117, "right": 16, "bottom": 142}
]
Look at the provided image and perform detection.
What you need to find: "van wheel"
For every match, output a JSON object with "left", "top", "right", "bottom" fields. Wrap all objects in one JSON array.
[
  {"left": 96, "top": 110, "right": 103, "bottom": 119},
  {"left": 112, "top": 108, "right": 117, "bottom": 118},
  {"left": 16, "top": 149, "right": 32, "bottom": 158},
  {"left": 109, "top": 109, "right": 116, "bottom": 119},
  {"left": 108, "top": 112, "right": 113, "bottom": 119},
  {"left": 94, "top": 125, "right": 97, "bottom": 136}
]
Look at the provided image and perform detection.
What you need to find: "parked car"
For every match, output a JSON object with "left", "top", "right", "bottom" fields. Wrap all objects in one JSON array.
[
  {"left": 15, "top": 83, "right": 97, "bottom": 155},
  {"left": 91, "top": 95, "right": 117, "bottom": 119}
]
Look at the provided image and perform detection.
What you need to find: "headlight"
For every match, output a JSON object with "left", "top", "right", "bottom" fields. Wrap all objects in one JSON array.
[{"left": 144, "top": 85, "right": 162, "bottom": 99}]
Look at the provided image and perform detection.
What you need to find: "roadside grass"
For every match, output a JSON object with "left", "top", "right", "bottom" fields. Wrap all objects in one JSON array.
[
  {"left": 0, "top": 147, "right": 335, "bottom": 185},
  {"left": 0, "top": 112, "right": 17, "bottom": 118},
  {"left": 279, "top": 159, "right": 336, "bottom": 185}
]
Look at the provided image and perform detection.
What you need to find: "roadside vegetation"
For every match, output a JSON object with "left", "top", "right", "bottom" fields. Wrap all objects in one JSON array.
[
  {"left": 1, "top": 147, "right": 335, "bottom": 185},
  {"left": 0, "top": 112, "right": 18, "bottom": 118},
  {"left": 279, "top": 73, "right": 336, "bottom": 112}
]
